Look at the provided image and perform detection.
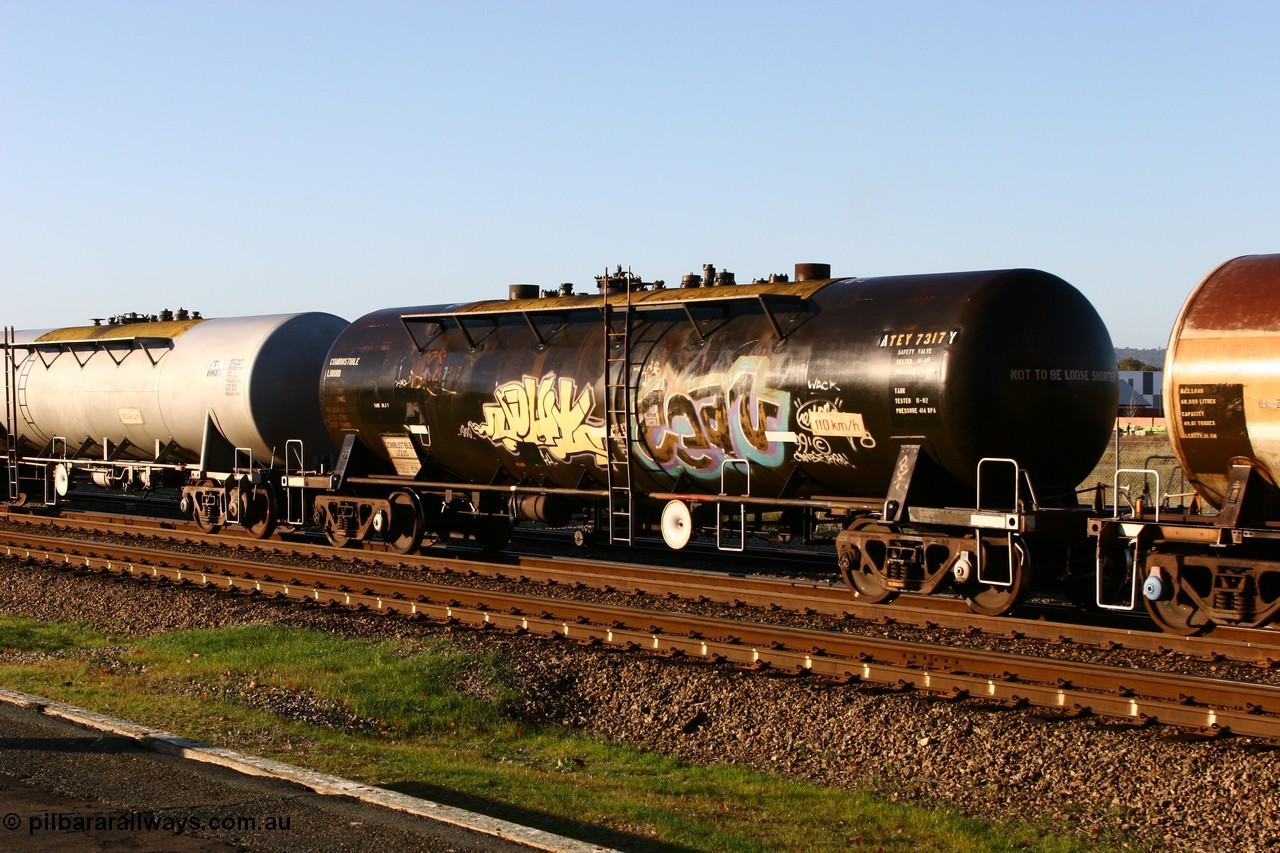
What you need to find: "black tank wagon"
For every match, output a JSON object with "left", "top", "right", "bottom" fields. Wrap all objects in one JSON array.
[{"left": 314, "top": 262, "right": 1117, "bottom": 615}]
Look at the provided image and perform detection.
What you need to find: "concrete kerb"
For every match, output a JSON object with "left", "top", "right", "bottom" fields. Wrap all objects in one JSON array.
[{"left": 0, "top": 686, "right": 617, "bottom": 853}]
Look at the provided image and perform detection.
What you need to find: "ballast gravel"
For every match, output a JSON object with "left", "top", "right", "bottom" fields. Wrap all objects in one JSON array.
[{"left": 1, "top": 558, "right": 1277, "bottom": 852}]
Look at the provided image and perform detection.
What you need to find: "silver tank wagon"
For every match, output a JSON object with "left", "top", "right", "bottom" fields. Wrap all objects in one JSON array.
[
  {"left": 11, "top": 312, "right": 346, "bottom": 465},
  {"left": 5, "top": 312, "right": 346, "bottom": 535}
]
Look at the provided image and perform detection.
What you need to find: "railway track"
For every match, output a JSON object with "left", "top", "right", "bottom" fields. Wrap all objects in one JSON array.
[
  {"left": 5, "top": 507, "right": 1280, "bottom": 667},
  {"left": 4, "top": 524, "right": 1280, "bottom": 743}
]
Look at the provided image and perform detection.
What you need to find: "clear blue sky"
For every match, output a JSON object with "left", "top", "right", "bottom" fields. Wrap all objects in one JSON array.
[{"left": 3, "top": 1, "right": 1278, "bottom": 347}]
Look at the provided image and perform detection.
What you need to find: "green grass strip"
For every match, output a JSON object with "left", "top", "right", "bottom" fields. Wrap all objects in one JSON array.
[{"left": 0, "top": 614, "right": 1120, "bottom": 851}]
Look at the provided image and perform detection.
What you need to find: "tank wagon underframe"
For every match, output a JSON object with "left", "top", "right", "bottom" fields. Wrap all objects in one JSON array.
[{"left": 1090, "top": 452, "right": 1280, "bottom": 635}]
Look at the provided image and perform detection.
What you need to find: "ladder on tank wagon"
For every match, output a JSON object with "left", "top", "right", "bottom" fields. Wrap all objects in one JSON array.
[
  {"left": 4, "top": 328, "right": 19, "bottom": 502},
  {"left": 602, "top": 269, "right": 639, "bottom": 544}
]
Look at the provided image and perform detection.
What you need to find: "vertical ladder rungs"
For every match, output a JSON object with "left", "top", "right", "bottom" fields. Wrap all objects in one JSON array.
[{"left": 602, "top": 284, "right": 634, "bottom": 544}]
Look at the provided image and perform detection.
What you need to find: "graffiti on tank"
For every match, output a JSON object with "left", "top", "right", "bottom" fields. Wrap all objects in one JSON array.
[
  {"left": 470, "top": 374, "right": 607, "bottom": 465},
  {"left": 792, "top": 399, "right": 876, "bottom": 467},
  {"left": 637, "top": 357, "right": 789, "bottom": 478},
  {"left": 396, "top": 348, "right": 449, "bottom": 394},
  {"left": 792, "top": 433, "right": 852, "bottom": 467},
  {"left": 416, "top": 348, "right": 449, "bottom": 393}
]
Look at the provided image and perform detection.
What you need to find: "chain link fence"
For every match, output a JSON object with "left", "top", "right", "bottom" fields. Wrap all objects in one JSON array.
[{"left": 1077, "top": 431, "right": 1196, "bottom": 513}]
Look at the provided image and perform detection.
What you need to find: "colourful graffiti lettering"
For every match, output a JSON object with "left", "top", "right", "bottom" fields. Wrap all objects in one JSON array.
[
  {"left": 471, "top": 374, "right": 607, "bottom": 464},
  {"left": 637, "top": 357, "right": 789, "bottom": 478}
]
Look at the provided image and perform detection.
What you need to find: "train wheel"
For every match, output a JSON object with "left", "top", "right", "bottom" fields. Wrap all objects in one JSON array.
[
  {"left": 325, "top": 525, "right": 353, "bottom": 548},
  {"left": 1143, "top": 589, "right": 1210, "bottom": 636},
  {"left": 385, "top": 490, "right": 424, "bottom": 554},
  {"left": 191, "top": 483, "right": 222, "bottom": 533},
  {"left": 963, "top": 539, "right": 1031, "bottom": 617},
  {"left": 240, "top": 485, "right": 276, "bottom": 539},
  {"left": 841, "top": 522, "right": 897, "bottom": 604},
  {"left": 846, "top": 561, "right": 897, "bottom": 603},
  {"left": 53, "top": 463, "right": 70, "bottom": 498}
]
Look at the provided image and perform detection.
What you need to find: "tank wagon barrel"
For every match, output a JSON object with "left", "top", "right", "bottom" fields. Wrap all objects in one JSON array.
[
  {"left": 322, "top": 266, "right": 1116, "bottom": 501},
  {"left": 1164, "top": 254, "right": 1280, "bottom": 508}
]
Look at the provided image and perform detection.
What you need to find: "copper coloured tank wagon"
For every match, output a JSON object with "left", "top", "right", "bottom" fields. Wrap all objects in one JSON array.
[{"left": 1094, "top": 254, "right": 1280, "bottom": 634}]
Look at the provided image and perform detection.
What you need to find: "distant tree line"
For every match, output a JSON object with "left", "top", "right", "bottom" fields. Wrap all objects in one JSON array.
[{"left": 1115, "top": 348, "right": 1164, "bottom": 371}]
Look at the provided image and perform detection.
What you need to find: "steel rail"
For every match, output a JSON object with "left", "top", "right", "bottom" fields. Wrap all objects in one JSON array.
[
  {"left": 5, "top": 532, "right": 1280, "bottom": 741},
  {"left": 4, "top": 510, "right": 1280, "bottom": 666}
]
